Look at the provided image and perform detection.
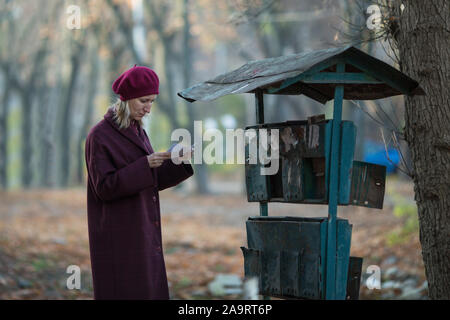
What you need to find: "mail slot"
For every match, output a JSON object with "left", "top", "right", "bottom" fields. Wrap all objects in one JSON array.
[
  {"left": 244, "top": 119, "right": 386, "bottom": 208},
  {"left": 350, "top": 161, "right": 386, "bottom": 209},
  {"left": 245, "top": 120, "right": 355, "bottom": 203},
  {"left": 240, "top": 216, "right": 354, "bottom": 299}
]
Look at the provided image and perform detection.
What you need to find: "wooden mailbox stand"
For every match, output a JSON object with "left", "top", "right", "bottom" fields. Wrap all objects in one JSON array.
[{"left": 178, "top": 45, "right": 424, "bottom": 300}]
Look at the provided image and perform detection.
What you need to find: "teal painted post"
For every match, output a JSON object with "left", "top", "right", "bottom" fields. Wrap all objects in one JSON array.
[
  {"left": 255, "top": 89, "right": 268, "bottom": 217},
  {"left": 325, "top": 63, "right": 345, "bottom": 300},
  {"left": 336, "top": 220, "right": 352, "bottom": 298},
  {"left": 255, "top": 89, "right": 264, "bottom": 124},
  {"left": 255, "top": 89, "right": 269, "bottom": 301}
]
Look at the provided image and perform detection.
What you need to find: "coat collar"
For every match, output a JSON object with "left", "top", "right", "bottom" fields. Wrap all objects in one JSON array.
[{"left": 104, "top": 107, "right": 150, "bottom": 155}]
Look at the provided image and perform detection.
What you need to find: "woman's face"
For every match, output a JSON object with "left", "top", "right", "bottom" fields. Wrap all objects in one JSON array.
[{"left": 128, "top": 94, "right": 157, "bottom": 121}]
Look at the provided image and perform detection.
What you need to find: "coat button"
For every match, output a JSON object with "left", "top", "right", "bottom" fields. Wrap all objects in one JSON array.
[
  {"left": 152, "top": 196, "right": 157, "bottom": 202},
  {"left": 156, "top": 246, "right": 161, "bottom": 252},
  {"left": 154, "top": 221, "right": 159, "bottom": 227}
]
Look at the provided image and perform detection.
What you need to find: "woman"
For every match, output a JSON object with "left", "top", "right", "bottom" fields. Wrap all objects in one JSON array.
[{"left": 85, "top": 65, "right": 194, "bottom": 300}]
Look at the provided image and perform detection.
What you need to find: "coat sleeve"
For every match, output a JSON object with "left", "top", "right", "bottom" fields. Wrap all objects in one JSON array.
[
  {"left": 155, "top": 159, "right": 194, "bottom": 191},
  {"left": 86, "top": 135, "right": 155, "bottom": 202}
]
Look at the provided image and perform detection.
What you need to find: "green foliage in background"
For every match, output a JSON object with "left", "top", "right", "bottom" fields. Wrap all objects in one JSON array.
[
  {"left": 209, "top": 163, "right": 243, "bottom": 175},
  {"left": 148, "top": 106, "right": 172, "bottom": 151},
  {"left": 386, "top": 181, "right": 419, "bottom": 246},
  {"left": 198, "top": 94, "right": 247, "bottom": 127}
]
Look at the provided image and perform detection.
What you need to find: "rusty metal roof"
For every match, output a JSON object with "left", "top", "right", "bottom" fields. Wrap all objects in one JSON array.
[{"left": 178, "top": 45, "right": 424, "bottom": 104}]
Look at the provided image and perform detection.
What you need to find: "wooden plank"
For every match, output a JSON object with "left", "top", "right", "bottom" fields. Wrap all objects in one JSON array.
[
  {"left": 267, "top": 72, "right": 382, "bottom": 95},
  {"left": 255, "top": 89, "right": 265, "bottom": 124},
  {"left": 346, "top": 256, "right": 363, "bottom": 300},
  {"left": 319, "top": 220, "right": 328, "bottom": 299},
  {"left": 350, "top": 161, "right": 386, "bottom": 209},
  {"left": 245, "top": 161, "right": 270, "bottom": 202},
  {"left": 178, "top": 45, "right": 423, "bottom": 103},
  {"left": 254, "top": 92, "right": 268, "bottom": 226},
  {"left": 266, "top": 57, "right": 345, "bottom": 94},
  {"left": 300, "top": 72, "right": 382, "bottom": 84},
  {"left": 338, "top": 122, "right": 357, "bottom": 204},
  {"left": 325, "top": 62, "right": 345, "bottom": 300},
  {"left": 343, "top": 50, "right": 418, "bottom": 95},
  {"left": 336, "top": 220, "right": 352, "bottom": 299}
]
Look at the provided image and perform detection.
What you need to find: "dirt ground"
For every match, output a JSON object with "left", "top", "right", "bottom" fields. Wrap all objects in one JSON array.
[{"left": 0, "top": 175, "right": 426, "bottom": 300}]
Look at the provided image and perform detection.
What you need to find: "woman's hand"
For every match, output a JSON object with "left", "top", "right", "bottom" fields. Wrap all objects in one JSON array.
[{"left": 147, "top": 152, "right": 171, "bottom": 168}]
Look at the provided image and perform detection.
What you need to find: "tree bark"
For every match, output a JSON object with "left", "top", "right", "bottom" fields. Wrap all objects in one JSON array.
[{"left": 395, "top": 0, "right": 450, "bottom": 299}]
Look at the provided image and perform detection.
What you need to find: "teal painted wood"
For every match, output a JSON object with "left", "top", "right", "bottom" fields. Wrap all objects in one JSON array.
[
  {"left": 338, "top": 122, "right": 357, "bottom": 204},
  {"left": 319, "top": 220, "right": 328, "bottom": 299},
  {"left": 325, "top": 62, "right": 345, "bottom": 300},
  {"left": 336, "top": 220, "right": 352, "bottom": 299},
  {"left": 299, "top": 72, "right": 382, "bottom": 84},
  {"left": 242, "top": 216, "right": 351, "bottom": 300},
  {"left": 324, "top": 121, "right": 332, "bottom": 204},
  {"left": 325, "top": 124, "right": 341, "bottom": 299},
  {"left": 350, "top": 161, "right": 387, "bottom": 209},
  {"left": 255, "top": 91, "right": 269, "bottom": 302},
  {"left": 268, "top": 72, "right": 382, "bottom": 94},
  {"left": 243, "top": 216, "right": 325, "bottom": 299},
  {"left": 280, "top": 121, "right": 327, "bottom": 202},
  {"left": 343, "top": 50, "right": 420, "bottom": 96},
  {"left": 245, "top": 119, "right": 359, "bottom": 208},
  {"left": 178, "top": 45, "right": 424, "bottom": 104},
  {"left": 255, "top": 89, "right": 265, "bottom": 123},
  {"left": 245, "top": 142, "right": 270, "bottom": 202},
  {"left": 266, "top": 57, "right": 345, "bottom": 94},
  {"left": 254, "top": 90, "right": 269, "bottom": 218},
  {"left": 178, "top": 44, "right": 425, "bottom": 302},
  {"left": 282, "top": 156, "right": 305, "bottom": 202}
]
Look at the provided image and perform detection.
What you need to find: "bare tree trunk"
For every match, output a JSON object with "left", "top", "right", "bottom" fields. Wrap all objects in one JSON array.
[
  {"left": 144, "top": 1, "right": 182, "bottom": 130},
  {"left": 160, "top": 37, "right": 182, "bottom": 130},
  {"left": 182, "top": 0, "right": 209, "bottom": 194},
  {"left": 76, "top": 48, "right": 99, "bottom": 185},
  {"left": 36, "top": 83, "right": 52, "bottom": 187},
  {"left": 19, "top": 40, "right": 49, "bottom": 188},
  {"left": 395, "top": 0, "right": 450, "bottom": 299},
  {"left": 106, "top": 0, "right": 143, "bottom": 66},
  {"left": 59, "top": 36, "right": 86, "bottom": 187},
  {"left": 107, "top": 43, "right": 126, "bottom": 89},
  {"left": 20, "top": 93, "right": 34, "bottom": 187},
  {"left": 44, "top": 80, "right": 63, "bottom": 188},
  {"left": 0, "top": 69, "right": 10, "bottom": 189}
]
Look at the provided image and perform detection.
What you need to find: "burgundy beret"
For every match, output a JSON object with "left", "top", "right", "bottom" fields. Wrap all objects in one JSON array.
[{"left": 112, "top": 65, "right": 159, "bottom": 101}]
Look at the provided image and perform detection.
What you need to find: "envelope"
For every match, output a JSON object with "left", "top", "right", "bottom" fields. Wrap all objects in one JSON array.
[{"left": 167, "top": 143, "right": 195, "bottom": 162}]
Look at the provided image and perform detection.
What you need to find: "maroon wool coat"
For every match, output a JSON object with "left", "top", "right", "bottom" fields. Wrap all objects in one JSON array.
[{"left": 85, "top": 107, "right": 193, "bottom": 300}]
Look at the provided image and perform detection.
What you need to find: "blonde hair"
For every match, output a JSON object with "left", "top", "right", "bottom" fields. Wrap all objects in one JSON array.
[{"left": 110, "top": 98, "right": 143, "bottom": 130}]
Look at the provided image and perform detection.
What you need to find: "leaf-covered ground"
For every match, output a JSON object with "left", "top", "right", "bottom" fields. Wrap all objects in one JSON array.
[{"left": 0, "top": 176, "right": 426, "bottom": 299}]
